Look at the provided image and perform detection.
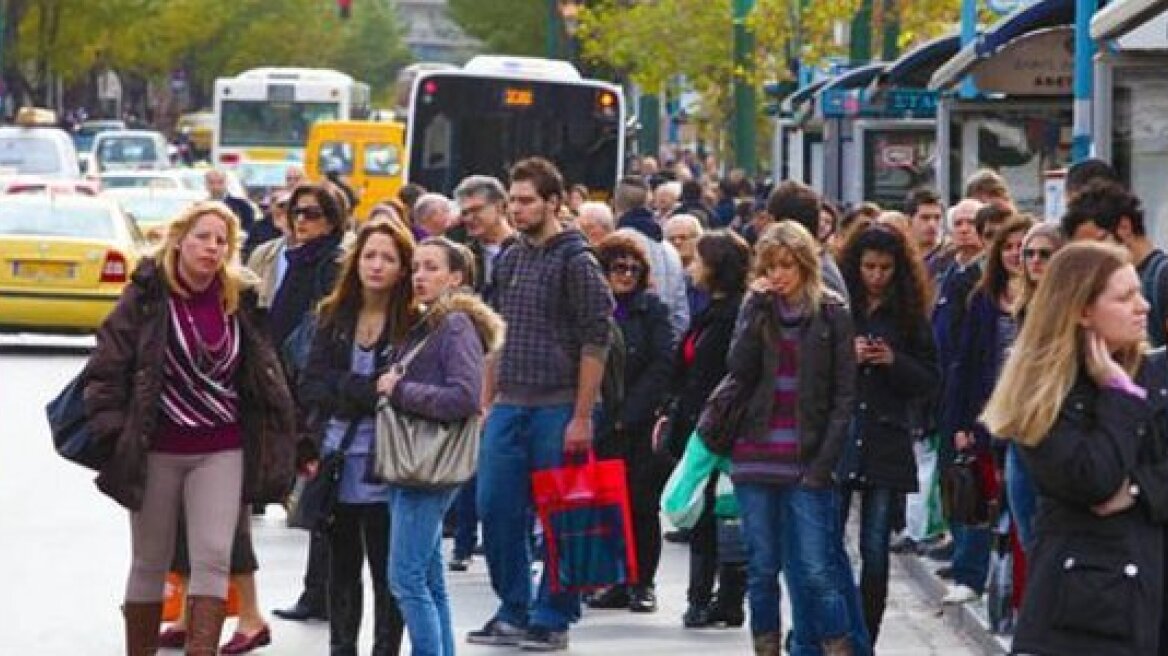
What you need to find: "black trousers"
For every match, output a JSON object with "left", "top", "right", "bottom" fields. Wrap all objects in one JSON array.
[
  {"left": 625, "top": 429, "right": 672, "bottom": 587},
  {"left": 328, "top": 502, "right": 403, "bottom": 656}
]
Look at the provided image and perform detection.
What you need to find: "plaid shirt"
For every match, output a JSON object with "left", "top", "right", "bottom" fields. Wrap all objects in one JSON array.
[{"left": 492, "top": 229, "right": 614, "bottom": 401}]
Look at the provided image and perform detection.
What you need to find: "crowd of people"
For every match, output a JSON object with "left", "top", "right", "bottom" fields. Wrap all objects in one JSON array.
[{"left": 78, "top": 149, "right": 1168, "bottom": 656}]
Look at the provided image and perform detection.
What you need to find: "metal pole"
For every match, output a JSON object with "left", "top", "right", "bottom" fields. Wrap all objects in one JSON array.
[
  {"left": 959, "top": 0, "right": 977, "bottom": 99},
  {"left": 546, "top": 0, "right": 561, "bottom": 59},
  {"left": 732, "top": 0, "right": 757, "bottom": 174},
  {"left": 1071, "top": 0, "right": 1097, "bottom": 162}
]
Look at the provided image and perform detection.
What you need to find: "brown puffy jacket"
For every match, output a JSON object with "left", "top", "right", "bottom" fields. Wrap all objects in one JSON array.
[{"left": 82, "top": 258, "right": 296, "bottom": 511}]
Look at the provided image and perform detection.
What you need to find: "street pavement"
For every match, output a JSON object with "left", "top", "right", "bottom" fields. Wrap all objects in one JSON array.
[{"left": 1, "top": 337, "right": 989, "bottom": 655}]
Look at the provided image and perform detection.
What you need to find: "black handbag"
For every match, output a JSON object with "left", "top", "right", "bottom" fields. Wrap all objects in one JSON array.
[
  {"left": 287, "top": 419, "right": 361, "bottom": 532},
  {"left": 45, "top": 370, "right": 111, "bottom": 470},
  {"left": 941, "top": 454, "right": 990, "bottom": 526}
]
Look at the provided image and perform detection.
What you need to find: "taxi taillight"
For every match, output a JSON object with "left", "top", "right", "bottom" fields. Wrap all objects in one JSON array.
[{"left": 100, "top": 251, "right": 128, "bottom": 283}]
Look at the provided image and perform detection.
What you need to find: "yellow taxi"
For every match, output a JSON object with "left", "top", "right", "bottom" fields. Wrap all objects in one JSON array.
[{"left": 0, "top": 194, "right": 146, "bottom": 333}]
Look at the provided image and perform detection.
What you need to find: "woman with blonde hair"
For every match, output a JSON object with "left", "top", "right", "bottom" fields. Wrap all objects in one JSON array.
[
  {"left": 723, "top": 220, "right": 869, "bottom": 655},
  {"left": 83, "top": 201, "right": 297, "bottom": 655},
  {"left": 982, "top": 242, "right": 1168, "bottom": 656}
]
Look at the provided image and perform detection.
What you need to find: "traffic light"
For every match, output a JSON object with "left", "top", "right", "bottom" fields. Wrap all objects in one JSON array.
[{"left": 338, "top": 0, "right": 352, "bottom": 19}]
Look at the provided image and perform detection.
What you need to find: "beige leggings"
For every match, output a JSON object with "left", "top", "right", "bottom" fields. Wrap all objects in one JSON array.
[{"left": 125, "top": 449, "right": 243, "bottom": 602}]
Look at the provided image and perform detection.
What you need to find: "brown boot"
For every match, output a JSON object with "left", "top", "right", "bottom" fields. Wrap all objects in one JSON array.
[
  {"left": 822, "top": 636, "right": 853, "bottom": 656},
  {"left": 122, "top": 601, "right": 163, "bottom": 656},
  {"left": 752, "top": 632, "right": 783, "bottom": 656},
  {"left": 184, "top": 595, "right": 227, "bottom": 656}
]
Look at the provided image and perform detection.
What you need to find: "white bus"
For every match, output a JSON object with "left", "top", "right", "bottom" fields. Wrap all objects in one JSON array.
[
  {"left": 404, "top": 56, "right": 625, "bottom": 199},
  {"left": 212, "top": 67, "right": 371, "bottom": 168}
]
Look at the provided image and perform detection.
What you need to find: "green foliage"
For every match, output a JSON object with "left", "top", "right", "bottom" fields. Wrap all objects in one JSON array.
[
  {"left": 448, "top": 0, "right": 545, "bottom": 56},
  {"left": 7, "top": 0, "right": 412, "bottom": 100}
]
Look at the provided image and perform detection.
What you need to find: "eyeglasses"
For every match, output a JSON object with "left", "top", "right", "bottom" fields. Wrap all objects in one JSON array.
[
  {"left": 608, "top": 262, "right": 644, "bottom": 278},
  {"left": 1022, "top": 248, "right": 1053, "bottom": 261},
  {"left": 292, "top": 206, "right": 325, "bottom": 221}
]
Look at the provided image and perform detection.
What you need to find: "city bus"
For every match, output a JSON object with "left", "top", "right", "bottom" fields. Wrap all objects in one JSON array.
[
  {"left": 212, "top": 67, "right": 371, "bottom": 170},
  {"left": 403, "top": 56, "right": 625, "bottom": 198}
]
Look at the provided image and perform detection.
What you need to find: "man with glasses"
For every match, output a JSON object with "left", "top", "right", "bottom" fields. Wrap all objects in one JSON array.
[
  {"left": 1063, "top": 180, "right": 1168, "bottom": 346},
  {"left": 664, "top": 214, "right": 708, "bottom": 318}
]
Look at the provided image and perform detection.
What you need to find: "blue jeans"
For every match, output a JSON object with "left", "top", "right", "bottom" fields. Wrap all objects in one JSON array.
[
  {"left": 387, "top": 485, "right": 459, "bottom": 656},
  {"left": 840, "top": 486, "right": 896, "bottom": 643},
  {"left": 735, "top": 482, "right": 871, "bottom": 655},
  {"left": 453, "top": 476, "right": 479, "bottom": 560},
  {"left": 1005, "top": 443, "right": 1037, "bottom": 554},
  {"left": 478, "top": 403, "right": 580, "bottom": 631},
  {"left": 950, "top": 521, "right": 992, "bottom": 594}
]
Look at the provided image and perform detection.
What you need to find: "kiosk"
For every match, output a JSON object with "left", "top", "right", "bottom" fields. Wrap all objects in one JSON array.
[
  {"left": 929, "top": 0, "right": 1076, "bottom": 214},
  {"left": 814, "top": 62, "right": 888, "bottom": 204},
  {"left": 1091, "top": 0, "right": 1168, "bottom": 244},
  {"left": 774, "top": 79, "right": 827, "bottom": 188}
]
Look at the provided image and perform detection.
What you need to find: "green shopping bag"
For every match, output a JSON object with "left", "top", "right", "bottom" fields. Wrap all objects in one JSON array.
[{"left": 661, "top": 431, "right": 728, "bottom": 529}]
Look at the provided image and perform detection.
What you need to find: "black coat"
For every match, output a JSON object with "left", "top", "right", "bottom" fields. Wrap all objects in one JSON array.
[
  {"left": 298, "top": 311, "right": 398, "bottom": 434},
  {"left": 613, "top": 290, "right": 676, "bottom": 432},
  {"left": 840, "top": 304, "right": 939, "bottom": 492},
  {"left": 662, "top": 293, "right": 742, "bottom": 458},
  {"left": 1012, "top": 356, "right": 1168, "bottom": 656}
]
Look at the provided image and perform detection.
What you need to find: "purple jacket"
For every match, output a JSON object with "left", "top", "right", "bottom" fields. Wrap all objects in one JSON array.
[{"left": 389, "top": 291, "right": 505, "bottom": 422}]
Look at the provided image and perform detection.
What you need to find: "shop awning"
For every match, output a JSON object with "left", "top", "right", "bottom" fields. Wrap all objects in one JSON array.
[
  {"left": 882, "top": 34, "right": 963, "bottom": 88},
  {"left": 781, "top": 79, "right": 828, "bottom": 114},
  {"left": 1091, "top": 0, "right": 1168, "bottom": 40},
  {"left": 929, "top": 0, "right": 1076, "bottom": 90},
  {"left": 818, "top": 62, "right": 889, "bottom": 93}
]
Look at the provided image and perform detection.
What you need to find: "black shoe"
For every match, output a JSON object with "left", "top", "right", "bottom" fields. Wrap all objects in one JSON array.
[
  {"left": 586, "top": 585, "right": 630, "bottom": 609},
  {"left": 707, "top": 600, "right": 745, "bottom": 628},
  {"left": 664, "top": 528, "right": 693, "bottom": 544},
  {"left": 449, "top": 556, "right": 472, "bottom": 572},
  {"left": 466, "top": 618, "right": 525, "bottom": 646},
  {"left": 519, "top": 626, "right": 568, "bottom": 651},
  {"left": 889, "top": 535, "right": 920, "bottom": 555},
  {"left": 629, "top": 585, "right": 657, "bottom": 613},
  {"left": 935, "top": 565, "right": 954, "bottom": 580},
  {"left": 272, "top": 593, "right": 328, "bottom": 621},
  {"left": 682, "top": 602, "right": 713, "bottom": 628}
]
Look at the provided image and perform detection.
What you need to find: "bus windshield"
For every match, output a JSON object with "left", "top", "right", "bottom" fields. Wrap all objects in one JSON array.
[
  {"left": 220, "top": 100, "right": 340, "bottom": 148},
  {"left": 407, "top": 75, "right": 622, "bottom": 197}
]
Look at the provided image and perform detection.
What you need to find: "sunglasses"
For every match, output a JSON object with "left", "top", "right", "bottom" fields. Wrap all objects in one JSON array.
[
  {"left": 608, "top": 262, "right": 644, "bottom": 278},
  {"left": 1022, "top": 248, "right": 1053, "bottom": 261},
  {"left": 292, "top": 206, "right": 325, "bottom": 221}
]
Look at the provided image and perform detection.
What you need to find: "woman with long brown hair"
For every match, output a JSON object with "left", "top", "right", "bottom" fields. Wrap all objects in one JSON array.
[
  {"left": 982, "top": 242, "right": 1168, "bottom": 655},
  {"left": 299, "top": 219, "right": 418, "bottom": 656},
  {"left": 84, "top": 201, "right": 296, "bottom": 655}
]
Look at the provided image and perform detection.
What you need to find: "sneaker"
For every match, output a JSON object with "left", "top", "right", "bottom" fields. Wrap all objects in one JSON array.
[
  {"left": 519, "top": 626, "right": 568, "bottom": 651},
  {"left": 941, "top": 584, "right": 980, "bottom": 604},
  {"left": 466, "top": 619, "right": 526, "bottom": 646},
  {"left": 449, "top": 556, "right": 472, "bottom": 572}
]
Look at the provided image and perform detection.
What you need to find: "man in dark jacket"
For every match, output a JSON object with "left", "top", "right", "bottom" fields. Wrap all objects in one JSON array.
[
  {"left": 468, "top": 158, "right": 614, "bottom": 651},
  {"left": 205, "top": 168, "right": 256, "bottom": 234}
]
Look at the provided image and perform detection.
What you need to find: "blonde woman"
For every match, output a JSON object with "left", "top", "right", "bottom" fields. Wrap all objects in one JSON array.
[
  {"left": 83, "top": 201, "right": 297, "bottom": 655},
  {"left": 726, "top": 220, "right": 869, "bottom": 655},
  {"left": 982, "top": 242, "right": 1168, "bottom": 656}
]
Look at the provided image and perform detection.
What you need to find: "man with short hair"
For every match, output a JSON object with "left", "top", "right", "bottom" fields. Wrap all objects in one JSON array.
[
  {"left": 413, "top": 192, "right": 455, "bottom": 239},
  {"left": 205, "top": 168, "right": 256, "bottom": 233},
  {"left": 664, "top": 214, "right": 707, "bottom": 317},
  {"left": 673, "top": 180, "right": 713, "bottom": 227},
  {"left": 614, "top": 176, "right": 690, "bottom": 335},
  {"left": 1064, "top": 157, "right": 1121, "bottom": 201},
  {"left": 906, "top": 188, "right": 953, "bottom": 282},
  {"left": 1064, "top": 180, "right": 1168, "bottom": 346},
  {"left": 285, "top": 164, "right": 306, "bottom": 190},
  {"left": 576, "top": 201, "right": 616, "bottom": 246},
  {"left": 963, "top": 169, "right": 1014, "bottom": 212},
  {"left": 653, "top": 181, "right": 682, "bottom": 224},
  {"left": 469, "top": 158, "right": 614, "bottom": 652}
]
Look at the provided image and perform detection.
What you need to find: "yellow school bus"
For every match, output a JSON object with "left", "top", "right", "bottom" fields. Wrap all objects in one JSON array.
[{"left": 305, "top": 120, "right": 405, "bottom": 221}]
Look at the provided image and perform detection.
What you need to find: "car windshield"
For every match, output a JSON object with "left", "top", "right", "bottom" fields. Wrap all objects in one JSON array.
[
  {"left": 118, "top": 197, "right": 198, "bottom": 226},
  {"left": 0, "top": 137, "right": 63, "bottom": 175},
  {"left": 0, "top": 204, "right": 116, "bottom": 239},
  {"left": 97, "top": 137, "right": 160, "bottom": 165},
  {"left": 101, "top": 175, "right": 179, "bottom": 190}
]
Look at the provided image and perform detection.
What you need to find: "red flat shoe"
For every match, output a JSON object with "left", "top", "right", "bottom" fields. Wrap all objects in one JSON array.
[
  {"left": 219, "top": 625, "right": 271, "bottom": 654},
  {"left": 158, "top": 625, "right": 186, "bottom": 649}
]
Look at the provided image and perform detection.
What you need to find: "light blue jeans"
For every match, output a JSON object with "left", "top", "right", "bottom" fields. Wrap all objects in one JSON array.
[{"left": 388, "top": 485, "right": 460, "bottom": 656}]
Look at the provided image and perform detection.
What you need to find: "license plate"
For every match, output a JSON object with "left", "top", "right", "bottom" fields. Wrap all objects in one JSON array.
[{"left": 12, "top": 261, "right": 76, "bottom": 280}]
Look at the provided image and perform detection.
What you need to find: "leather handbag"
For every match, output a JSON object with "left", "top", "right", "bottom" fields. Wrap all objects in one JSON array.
[
  {"left": 46, "top": 370, "right": 112, "bottom": 470},
  {"left": 287, "top": 420, "right": 360, "bottom": 532},
  {"left": 373, "top": 335, "right": 481, "bottom": 487},
  {"left": 694, "top": 373, "right": 751, "bottom": 456},
  {"left": 941, "top": 453, "right": 993, "bottom": 526}
]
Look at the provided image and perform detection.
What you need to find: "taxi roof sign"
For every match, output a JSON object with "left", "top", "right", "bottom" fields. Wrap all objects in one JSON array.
[{"left": 15, "top": 107, "right": 57, "bottom": 127}]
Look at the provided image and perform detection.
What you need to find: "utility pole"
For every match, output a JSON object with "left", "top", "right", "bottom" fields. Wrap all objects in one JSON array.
[
  {"left": 1071, "top": 0, "right": 1097, "bottom": 161},
  {"left": 546, "top": 0, "right": 562, "bottom": 59},
  {"left": 732, "top": 0, "right": 757, "bottom": 174}
]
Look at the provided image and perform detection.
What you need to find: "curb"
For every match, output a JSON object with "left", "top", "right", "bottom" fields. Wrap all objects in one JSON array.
[{"left": 896, "top": 551, "right": 1010, "bottom": 655}]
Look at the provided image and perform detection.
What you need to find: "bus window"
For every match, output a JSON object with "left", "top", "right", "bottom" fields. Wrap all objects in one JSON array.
[
  {"left": 318, "top": 141, "right": 354, "bottom": 175},
  {"left": 364, "top": 143, "right": 401, "bottom": 177}
]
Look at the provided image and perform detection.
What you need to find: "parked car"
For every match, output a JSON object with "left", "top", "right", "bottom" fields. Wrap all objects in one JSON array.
[
  {"left": 0, "top": 194, "right": 145, "bottom": 333},
  {"left": 0, "top": 107, "right": 82, "bottom": 186},
  {"left": 72, "top": 119, "right": 126, "bottom": 173}
]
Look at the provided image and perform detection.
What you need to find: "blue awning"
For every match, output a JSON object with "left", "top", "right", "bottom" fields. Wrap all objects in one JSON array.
[
  {"left": 929, "top": 0, "right": 1076, "bottom": 90},
  {"left": 781, "top": 79, "right": 828, "bottom": 113},
  {"left": 882, "top": 34, "right": 963, "bottom": 88},
  {"left": 818, "top": 62, "right": 889, "bottom": 93}
]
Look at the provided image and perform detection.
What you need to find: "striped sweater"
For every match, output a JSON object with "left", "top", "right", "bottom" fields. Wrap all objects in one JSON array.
[{"left": 731, "top": 320, "right": 803, "bottom": 485}]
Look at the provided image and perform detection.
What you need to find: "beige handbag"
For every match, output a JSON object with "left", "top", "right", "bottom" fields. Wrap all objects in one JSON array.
[{"left": 372, "top": 335, "right": 481, "bottom": 487}]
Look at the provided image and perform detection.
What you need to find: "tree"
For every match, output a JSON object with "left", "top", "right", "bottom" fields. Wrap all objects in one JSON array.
[{"left": 448, "top": 0, "right": 544, "bottom": 56}]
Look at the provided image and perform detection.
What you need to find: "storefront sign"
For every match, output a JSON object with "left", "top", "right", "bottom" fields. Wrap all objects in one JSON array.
[
  {"left": 820, "top": 88, "right": 938, "bottom": 119},
  {"left": 971, "top": 27, "right": 1074, "bottom": 96}
]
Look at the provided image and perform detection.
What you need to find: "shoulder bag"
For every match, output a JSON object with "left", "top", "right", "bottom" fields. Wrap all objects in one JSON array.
[
  {"left": 287, "top": 419, "right": 361, "bottom": 532},
  {"left": 373, "top": 335, "right": 481, "bottom": 488}
]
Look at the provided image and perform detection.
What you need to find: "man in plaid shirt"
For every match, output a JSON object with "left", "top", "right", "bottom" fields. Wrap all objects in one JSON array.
[{"left": 468, "top": 157, "right": 615, "bottom": 652}]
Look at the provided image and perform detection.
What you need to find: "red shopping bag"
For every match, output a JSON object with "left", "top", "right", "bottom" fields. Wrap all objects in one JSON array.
[{"left": 531, "top": 452, "right": 639, "bottom": 593}]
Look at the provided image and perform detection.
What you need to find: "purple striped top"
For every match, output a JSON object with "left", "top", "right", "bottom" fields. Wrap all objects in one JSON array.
[{"left": 732, "top": 324, "right": 804, "bottom": 485}]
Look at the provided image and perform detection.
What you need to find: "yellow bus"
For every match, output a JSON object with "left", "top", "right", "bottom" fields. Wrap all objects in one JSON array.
[{"left": 305, "top": 120, "right": 406, "bottom": 221}]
